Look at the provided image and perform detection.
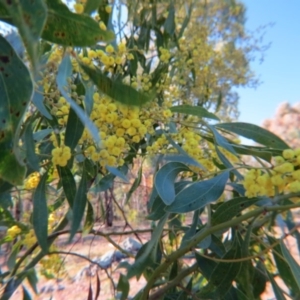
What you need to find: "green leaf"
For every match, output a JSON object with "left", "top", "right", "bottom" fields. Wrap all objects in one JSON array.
[
  {"left": 106, "top": 166, "right": 128, "bottom": 182},
  {"left": 267, "top": 236, "right": 299, "bottom": 294},
  {"left": 164, "top": 2, "right": 175, "bottom": 36},
  {"left": 232, "top": 144, "right": 272, "bottom": 162},
  {"left": 209, "top": 234, "right": 242, "bottom": 295},
  {"left": 57, "top": 166, "right": 76, "bottom": 207},
  {"left": 116, "top": 274, "right": 129, "bottom": 300},
  {"left": 128, "top": 213, "right": 168, "bottom": 279},
  {"left": 32, "top": 55, "right": 52, "bottom": 119},
  {"left": 209, "top": 125, "right": 236, "bottom": 155},
  {"left": 280, "top": 240, "right": 300, "bottom": 290},
  {"left": 26, "top": 268, "right": 38, "bottom": 294},
  {"left": 165, "top": 135, "right": 205, "bottom": 169},
  {"left": 2, "top": 0, "right": 47, "bottom": 72},
  {"left": 7, "top": 243, "right": 20, "bottom": 270},
  {"left": 83, "top": 200, "right": 94, "bottom": 235},
  {"left": 125, "top": 165, "right": 142, "bottom": 204},
  {"left": 23, "top": 122, "right": 40, "bottom": 171},
  {"left": 56, "top": 55, "right": 100, "bottom": 145},
  {"left": 65, "top": 106, "right": 85, "bottom": 151},
  {"left": 32, "top": 171, "right": 49, "bottom": 253},
  {"left": 80, "top": 78, "right": 94, "bottom": 115},
  {"left": 43, "top": 0, "right": 114, "bottom": 46},
  {"left": 80, "top": 64, "right": 155, "bottom": 106},
  {"left": 267, "top": 271, "right": 286, "bottom": 300},
  {"left": 155, "top": 162, "right": 190, "bottom": 205},
  {"left": 69, "top": 169, "right": 88, "bottom": 242},
  {"left": 166, "top": 171, "right": 229, "bottom": 213},
  {"left": 84, "top": 0, "right": 103, "bottom": 15},
  {"left": 0, "top": 35, "right": 33, "bottom": 185},
  {"left": 212, "top": 197, "right": 259, "bottom": 225},
  {"left": 91, "top": 173, "right": 114, "bottom": 193},
  {"left": 170, "top": 105, "right": 219, "bottom": 120},
  {"left": 22, "top": 286, "right": 32, "bottom": 300},
  {"left": 216, "top": 122, "right": 289, "bottom": 149}
]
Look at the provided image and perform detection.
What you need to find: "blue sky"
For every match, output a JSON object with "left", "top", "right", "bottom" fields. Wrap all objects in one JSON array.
[{"left": 237, "top": 0, "right": 300, "bottom": 126}]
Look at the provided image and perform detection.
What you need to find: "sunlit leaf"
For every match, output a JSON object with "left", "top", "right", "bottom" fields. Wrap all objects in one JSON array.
[
  {"left": 166, "top": 171, "right": 229, "bottom": 213},
  {"left": 170, "top": 104, "right": 219, "bottom": 120},
  {"left": 216, "top": 122, "right": 289, "bottom": 149},
  {"left": 80, "top": 64, "right": 155, "bottom": 106},
  {"left": 33, "top": 171, "right": 49, "bottom": 253},
  {"left": 43, "top": 0, "right": 114, "bottom": 46}
]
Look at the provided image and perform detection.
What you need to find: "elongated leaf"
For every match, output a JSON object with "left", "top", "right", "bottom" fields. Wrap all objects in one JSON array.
[
  {"left": 23, "top": 122, "right": 40, "bottom": 171},
  {"left": 2, "top": 0, "right": 47, "bottom": 71},
  {"left": 56, "top": 55, "right": 100, "bottom": 145},
  {"left": 125, "top": 165, "right": 142, "bottom": 204},
  {"left": 267, "top": 236, "right": 299, "bottom": 293},
  {"left": 43, "top": 0, "right": 114, "bottom": 46},
  {"left": 83, "top": 200, "right": 94, "bottom": 235},
  {"left": 33, "top": 171, "right": 48, "bottom": 253},
  {"left": 267, "top": 272, "right": 286, "bottom": 300},
  {"left": 155, "top": 162, "right": 190, "bottom": 205},
  {"left": 210, "top": 235, "right": 242, "bottom": 295},
  {"left": 166, "top": 172, "right": 229, "bottom": 213},
  {"left": 215, "top": 145, "right": 243, "bottom": 180},
  {"left": 69, "top": 170, "right": 88, "bottom": 241},
  {"left": 165, "top": 135, "right": 205, "bottom": 169},
  {"left": 212, "top": 197, "right": 259, "bottom": 225},
  {"left": 22, "top": 286, "right": 32, "bottom": 300},
  {"left": 170, "top": 105, "right": 219, "bottom": 120},
  {"left": 128, "top": 213, "right": 168, "bottom": 279},
  {"left": 80, "top": 64, "right": 155, "bottom": 106},
  {"left": 164, "top": 2, "right": 175, "bottom": 36},
  {"left": 26, "top": 269, "right": 38, "bottom": 294},
  {"left": 232, "top": 144, "right": 272, "bottom": 162},
  {"left": 32, "top": 89, "right": 53, "bottom": 118},
  {"left": 280, "top": 240, "right": 300, "bottom": 290},
  {"left": 57, "top": 166, "right": 76, "bottom": 207},
  {"left": 0, "top": 35, "right": 33, "bottom": 185},
  {"left": 216, "top": 122, "right": 289, "bottom": 149},
  {"left": 116, "top": 274, "right": 129, "bottom": 300},
  {"left": 209, "top": 125, "right": 236, "bottom": 155},
  {"left": 81, "top": 78, "right": 94, "bottom": 115},
  {"left": 65, "top": 106, "right": 85, "bottom": 151},
  {"left": 106, "top": 166, "right": 128, "bottom": 182},
  {"left": 84, "top": 0, "right": 102, "bottom": 15}
]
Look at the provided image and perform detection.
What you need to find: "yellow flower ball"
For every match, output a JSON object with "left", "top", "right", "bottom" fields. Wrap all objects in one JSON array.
[
  {"left": 283, "top": 149, "right": 295, "bottom": 160},
  {"left": 74, "top": 3, "right": 84, "bottom": 14},
  {"left": 122, "top": 119, "right": 131, "bottom": 129},
  {"left": 126, "top": 127, "right": 137, "bottom": 136}
]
